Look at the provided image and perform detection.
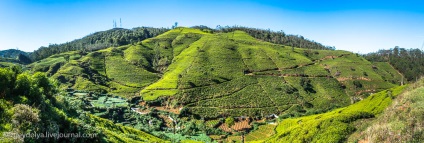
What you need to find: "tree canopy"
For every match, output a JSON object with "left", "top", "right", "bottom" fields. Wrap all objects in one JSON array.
[
  {"left": 363, "top": 47, "right": 424, "bottom": 81},
  {"left": 30, "top": 27, "right": 169, "bottom": 61}
]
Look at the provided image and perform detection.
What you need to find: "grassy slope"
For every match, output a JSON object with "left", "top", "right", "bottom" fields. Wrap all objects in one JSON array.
[
  {"left": 372, "top": 61, "right": 404, "bottom": 84},
  {"left": 140, "top": 28, "right": 210, "bottom": 100},
  {"left": 250, "top": 85, "right": 406, "bottom": 143},
  {"left": 36, "top": 45, "right": 160, "bottom": 98},
  {"left": 321, "top": 54, "right": 398, "bottom": 95},
  {"left": 29, "top": 27, "right": 403, "bottom": 119},
  {"left": 0, "top": 62, "right": 19, "bottom": 67},
  {"left": 348, "top": 79, "right": 424, "bottom": 143},
  {"left": 245, "top": 124, "right": 277, "bottom": 141}
]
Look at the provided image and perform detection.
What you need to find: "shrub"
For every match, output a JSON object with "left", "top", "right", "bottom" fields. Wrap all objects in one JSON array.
[
  {"left": 11, "top": 104, "right": 40, "bottom": 132},
  {"left": 225, "top": 117, "right": 235, "bottom": 127},
  {"left": 353, "top": 81, "right": 363, "bottom": 89},
  {"left": 14, "top": 73, "right": 32, "bottom": 96},
  {"left": 300, "top": 77, "right": 315, "bottom": 93}
]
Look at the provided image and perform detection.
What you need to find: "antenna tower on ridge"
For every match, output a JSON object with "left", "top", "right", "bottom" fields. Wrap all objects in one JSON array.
[
  {"left": 421, "top": 40, "right": 424, "bottom": 51},
  {"left": 113, "top": 20, "right": 117, "bottom": 28}
]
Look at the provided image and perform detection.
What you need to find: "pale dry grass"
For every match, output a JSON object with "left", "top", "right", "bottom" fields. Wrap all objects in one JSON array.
[{"left": 358, "top": 79, "right": 424, "bottom": 143}]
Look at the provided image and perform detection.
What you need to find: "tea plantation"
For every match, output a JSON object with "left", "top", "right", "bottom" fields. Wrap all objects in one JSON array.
[{"left": 24, "top": 27, "right": 408, "bottom": 142}]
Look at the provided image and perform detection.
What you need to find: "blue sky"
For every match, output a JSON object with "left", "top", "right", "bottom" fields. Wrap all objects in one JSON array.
[{"left": 1, "top": 0, "right": 423, "bottom": 53}]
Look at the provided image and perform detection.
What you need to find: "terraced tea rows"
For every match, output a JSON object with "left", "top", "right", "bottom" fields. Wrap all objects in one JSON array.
[
  {"left": 261, "top": 85, "right": 406, "bottom": 143},
  {"left": 245, "top": 124, "right": 277, "bottom": 141}
]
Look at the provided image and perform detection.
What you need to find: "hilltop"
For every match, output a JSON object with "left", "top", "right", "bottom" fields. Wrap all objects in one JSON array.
[
  {"left": 0, "top": 49, "right": 32, "bottom": 66},
  {"left": 0, "top": 49, "right": 29, "bottom": 58}
]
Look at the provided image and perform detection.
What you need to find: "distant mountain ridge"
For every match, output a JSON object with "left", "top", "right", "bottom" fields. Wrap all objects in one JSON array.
[
  {"left": 0, "top": 49, "right": 32, "bottom": 65},
  {"left": 0, "top": 49, "right": 29, "bottom": 58}
]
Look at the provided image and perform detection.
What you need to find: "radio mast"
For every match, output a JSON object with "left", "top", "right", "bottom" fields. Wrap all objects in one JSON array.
[{"left": 113, "top": 20, "right": 117, "bottom": 28}]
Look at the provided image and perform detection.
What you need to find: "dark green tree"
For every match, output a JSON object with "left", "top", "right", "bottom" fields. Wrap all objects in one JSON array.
[{"left": 300, "top": 77, "right": 315, "bottom": 93}]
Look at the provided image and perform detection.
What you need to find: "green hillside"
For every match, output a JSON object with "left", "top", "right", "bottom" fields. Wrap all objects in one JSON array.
[
  {"left": 253, "top": 85, "right": 406, "bottom": 142},
  {"left": 21, "top": 27, "right": 409, "bottom": 142},
  {"left": 364, "top": 47, "right": 424, "bottom": 82},
  {"left": 0, "top": 67, "right": 167, "bottom": 142},
  {"left": 29, "top": 27, "right": 403, "bottom": 119},
  {"left": 251, "top": 78, "right": 424, "bottom": 143},
  {"left": 138, "top": 28, "right": 401, "bottom": 118},
  {"left": 0, "top": 49, "right": 32, "bottom": 65},
  {"left": 0, "top": 49, "right": 29, "bottom": 59},
  {"left": 348, "top": 79, "right": 424, "bottom": 143}
]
